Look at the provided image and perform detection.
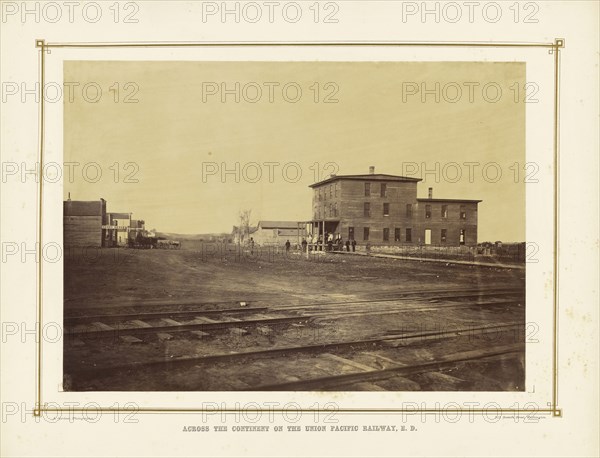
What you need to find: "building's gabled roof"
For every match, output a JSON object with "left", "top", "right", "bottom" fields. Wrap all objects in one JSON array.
[
  {"left": 309, "top": 173, "right": 421, "bottom": 188},
  {"left": 63, "top": 200, "right": 104, "bottom": 216},
  {"left": 416, "top": 198, "right": 482, "bottom": 203},
  {"left": 258, "top": 221, "right": 302, "bottom": 229}
]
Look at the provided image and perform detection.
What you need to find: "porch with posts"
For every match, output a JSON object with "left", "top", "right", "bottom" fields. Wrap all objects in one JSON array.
[{"left": 306, "top": 220, "right": 341, "bottom": 252}]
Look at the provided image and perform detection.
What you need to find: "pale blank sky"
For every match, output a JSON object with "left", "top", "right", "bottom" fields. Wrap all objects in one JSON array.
[{"left": 64, "top": 61, "right": 525, "bottom": 241}]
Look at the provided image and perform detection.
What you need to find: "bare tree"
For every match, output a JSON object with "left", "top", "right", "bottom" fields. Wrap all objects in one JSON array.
[{"left": 237, "top": 209, "right": 252, "bottom": 244}]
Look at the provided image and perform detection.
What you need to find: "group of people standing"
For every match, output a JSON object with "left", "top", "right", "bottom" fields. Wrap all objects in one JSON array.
[{"left": 298, "top": 233, "right": 357, "bottom": 252}]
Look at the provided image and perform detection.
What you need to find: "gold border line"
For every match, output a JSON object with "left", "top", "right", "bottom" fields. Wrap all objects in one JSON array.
[
  {"left": 552, "top": 38, "right": 563, "bottom": 417},
  {"left": 35, "top": 38, "right": 46, "bottom": 417},
  {"left": 33, "top": 38, "right": 564, "bottom": 417},
  {"left": 42, "top": 40, "right": 557, "bottom": 49}
]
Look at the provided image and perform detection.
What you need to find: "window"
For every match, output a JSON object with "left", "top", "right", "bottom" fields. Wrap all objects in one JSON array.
[
  {"left": 334, "top": 202, "right": 338, "bottom": 217},
  {"left": 459, "top": 229, "right": 466, "bottom": 245},
  {"left": 348, "top": 227, "right": 355, "bottom": 240},
  {"left": 405, "top": 228, "right": 412, "bottom": 242},
  {"left": 323, "top": 188, "right": 326, "bottom": 201},
  {"left": 364, "top": 183, "right": 371, "bottom": 197},
  {"left": 334, "top": 183, "right": 338, "bottom": 197},
  {"left": 425, "top": 205, "right": 432, "bottom": 219},
  {"left": 383, "top": 203, "right": 389, "bottom": 216},
  {"left": 441, "top": 229, "right": 447, "bottom": 243},
  {"left": 441, "top": 205, "right": 448, "bottom": 218},
  {"left": 460, "top": 205, "right": 466, "bottom": 219},
  {"left": 394, "top": 228, "right": 401, "bottom": 242},
  {"left": 363, "top": 227, "right": 370, "bottom": 241},
  {"left": 364, "top": 202, "right": 371, "bottom": 217},
  {"left": 406, "top": 204, "right": 413, "bottom": 218},
  {"left": 380, "top": 183, "right": 387, "bottom": 197},
  {"left": 383, "top": 228, "right": 390, "bottom": 241},
  {"left": 329, "top": 185, "right": 332, "bottom": 198}
]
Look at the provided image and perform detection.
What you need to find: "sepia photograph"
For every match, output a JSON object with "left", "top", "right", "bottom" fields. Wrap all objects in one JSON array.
[
  {"left": 62, "top": 61, "right": 527, "bottom": 391},
  {"left": 2, "top": 1, "right": 599, "bottom": 457}
]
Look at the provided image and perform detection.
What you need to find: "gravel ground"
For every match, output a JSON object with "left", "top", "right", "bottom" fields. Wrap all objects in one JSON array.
[{"left": 64, "top": 246, "right": 525, "bottom": 391}]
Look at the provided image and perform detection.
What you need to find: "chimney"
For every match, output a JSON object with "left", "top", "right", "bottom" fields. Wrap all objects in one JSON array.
[
  {"left": 369, "top": 166, "right": 375, "bottom": 175},
  {"left": 428, "top": 187, "right": 433, "bottom": 199},
  {"left": 68, "top": 192, "right": 71, "bottom": 201}
]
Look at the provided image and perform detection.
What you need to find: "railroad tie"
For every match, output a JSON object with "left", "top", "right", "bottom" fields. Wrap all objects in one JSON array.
[
  {"left": 193, "top": 316, "right": 219, "bottom": 324},
  {"left": 218, "top": 316, "right": 241, "bottom": 322},
  {"left": 161, "top": 318, "right": 182, "bottom": 326},
  {"left": 191, "top": 331, "right": 210, "bottom": 338},
  {"left": 244, "top": 313, "right": 275, "bottom": 320},
  {"left": 320, "top": 353, "right": 378, "bottom": 372},
  {"left": 119, "top": 335, "right": 144, "bottom": 344},
  {"left": 349, "top": 382, "right": 387, "bottom": 391},
  {"left": 362, "top": 352, "right": 406, "bottom": 369},
  {"left": 91, "top": 321, "right": 113, "bottom": 332},
  {"left": 69, "top": 338, "right": 86, "bottom": 347},
  {"left": 129, "top": 320, "right": 152, "bottom": 328}
]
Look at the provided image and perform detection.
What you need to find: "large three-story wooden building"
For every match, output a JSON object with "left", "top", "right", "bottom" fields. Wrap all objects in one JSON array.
[{"left": 309, "top": 167, "right": 481, "bottom": 246}]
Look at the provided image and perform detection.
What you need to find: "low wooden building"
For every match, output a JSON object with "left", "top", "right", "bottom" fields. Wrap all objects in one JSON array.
[
  {"left": 252, "top": 221, "right": 308, "bottom": 247},
  {"left": 63, "top": 198, "right": 107, "bottom": 247}
]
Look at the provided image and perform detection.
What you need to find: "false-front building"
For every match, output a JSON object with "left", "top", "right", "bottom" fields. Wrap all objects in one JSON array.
[
  {"left": 309, "top": 167, "right": 481, "bottom": 247},
  {"left": 63, "top": 197, "right": 145, "bottom": 247}
]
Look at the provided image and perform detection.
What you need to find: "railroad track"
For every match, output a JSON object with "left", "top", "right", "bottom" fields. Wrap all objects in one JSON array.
[
  {"left": 253, "top": 343, "right": 524, "bottom": 391},
  {"left": 64, "top": 291, "right": 524, "bottom": 342},
  {"left": 64, "top": 286, "right": 522, "bottom": 317},
  {"left": 64, "top": 286, "right": 523, "bottom": 324},
  {"left": 66, "top": 321, "right": 525, "bottom": 391},
  {"left": 64, "top": 286, "right": 525, "bottom": 390}
]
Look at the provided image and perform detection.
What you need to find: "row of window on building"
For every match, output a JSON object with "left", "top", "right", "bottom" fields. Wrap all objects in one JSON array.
[
  {"left": 314, "top": 182, "right": 392, "bottom": 201},
  {"left": 365, "top": 202, "right": 467, "bottom": 219},
  {"left": 315, "top": 202, "right": 468, "bottom": 220},
  {"left": 315, "top": 202, "right": 339, "bottom": 219},
  {"left": 315, "top": 182, "right": 339, "bottom": 201},
  {"left": 351, "top": 227, "right": 466, "bottom": 243}
]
